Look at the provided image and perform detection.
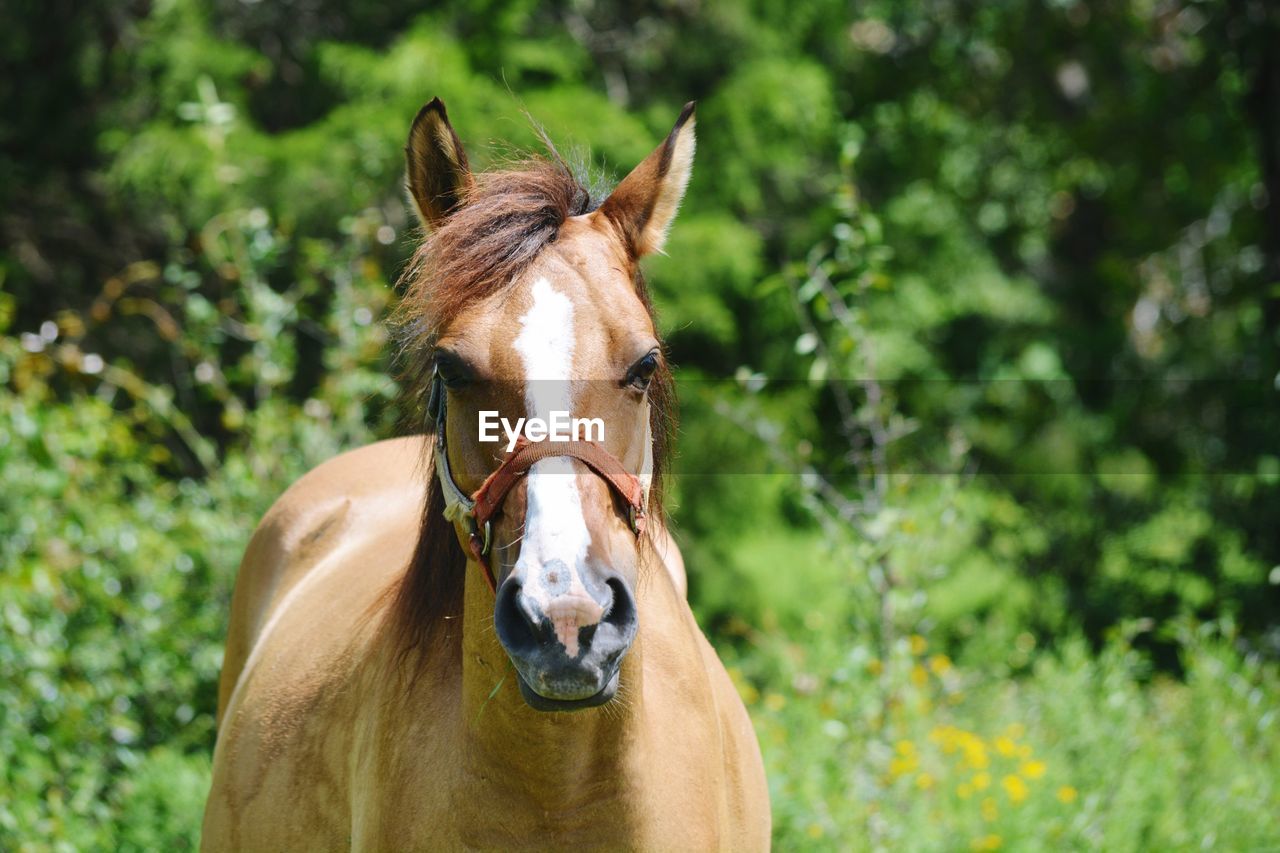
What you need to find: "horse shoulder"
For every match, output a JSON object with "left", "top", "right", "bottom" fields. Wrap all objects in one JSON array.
[
  {"left": 215, "top": 435, "right": 428, "bottom": 719},
  {"left": 694, "top": 628, "right": 772, "bottom": 848},
  {"left": 206, "top": 438, "right": 431, "bottom": 850},
  {"left": 640, "top": 574, "right": 771, "bottom": 849}
]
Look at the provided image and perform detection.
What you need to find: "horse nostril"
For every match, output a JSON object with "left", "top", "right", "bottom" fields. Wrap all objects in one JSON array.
[
  {"left": 495, "top": 578, "right": 544, "bottom": 653},
  {"left": 602, "top": 577, "right": 635, "bottom": 631}
]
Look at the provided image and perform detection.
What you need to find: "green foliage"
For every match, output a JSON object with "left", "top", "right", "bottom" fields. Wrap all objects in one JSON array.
[
  {"left": 0, "top": 208, "right": 387, "bottom": 848},
  {"left": 737, "top": 621, "right": 1280, "bottom": 849},
  {"left": 3, "top": 0, "right": 1279, "bottom": 848}
]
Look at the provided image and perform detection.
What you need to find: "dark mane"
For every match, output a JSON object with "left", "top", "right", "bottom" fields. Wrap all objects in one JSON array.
[{"left": 387, "top": 154, "right": 677, "bottom": 665}]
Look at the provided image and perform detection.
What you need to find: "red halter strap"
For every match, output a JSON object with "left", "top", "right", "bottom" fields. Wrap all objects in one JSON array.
[{"left": 465, "top": 436, "right": 647, "bottom": 593}]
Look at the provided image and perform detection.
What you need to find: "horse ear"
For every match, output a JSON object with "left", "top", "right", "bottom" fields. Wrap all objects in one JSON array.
[
  {"left": 598, "top": 102, "right": 696, "bottom": 258},
  {"left": 406, "top": 98, "right": 474, "bottom": 228}
]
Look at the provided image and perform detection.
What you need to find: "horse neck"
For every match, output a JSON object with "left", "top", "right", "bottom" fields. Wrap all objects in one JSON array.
[{"left": 457, "top": 557, "right": 649, "bottom": 798}]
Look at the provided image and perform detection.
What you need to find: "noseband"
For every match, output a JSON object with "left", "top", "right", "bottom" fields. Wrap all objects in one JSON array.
[{"left": 428, "top": 372, "right": 648, "bottom": 593}]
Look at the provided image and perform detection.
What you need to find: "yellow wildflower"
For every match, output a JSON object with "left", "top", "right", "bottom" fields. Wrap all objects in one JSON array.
[
  {"left": 962, "top": 739, "right": 990, "bottom": 770},
  {"left": 972, "top": 771, "right": 991, "bottom": 791},
  {"left": 896, "top": 739, "right": 916, "bottom": 756},
  {"left": 889, "top": 755, "right": 918, "bottom": 778},
  {"left": 867, "top": 658, "right": 883, "bottom": 676},
  {"left": 1021, "top": 760, "right": 1047, "bottom": 780},
  {"left": 1016, "top": 744, "right": 1032, "bottom": 760},
  {"left": 1057, "top": 785, "right": 1079, "bottom": 804},
  {"left": 909, "top": 634, "right": 929, "bottom": 656},
  {"left": 806, "top": 823, "right": 824, "bottom": 839},
  {"left": 981, "top": 797, "right": 999, "bottom": 822},
  {"left": 1002, "top": 774, "right": 1029, "bottom": 804},
  {"left": 916, "top": 772, "right": 935, "bottom": 791},
  {"left": 994, "top": 736, "right": 1017, "bottom": 758},
  {"left": 911, "top": 664, "right": 929, "bottom": 686},
  {"left": 929, "top": 654, "right": 953, "bottom": 675},
  {"left": 956, "top": 782, "right": 973, "bottom": 800},
  {"left": 970, "top": 835, "right": 1003, "bottom": 852},
  {"left": 935, "top": 728, "right": 960, "bottom": 754},
  {"left": 764, "top": 692, "right": 786, "bottom": 711}
]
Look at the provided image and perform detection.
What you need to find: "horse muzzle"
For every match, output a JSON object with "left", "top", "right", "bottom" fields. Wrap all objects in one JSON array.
[{"left": 494, "top": 570, "right": 638, "bottom": 711}]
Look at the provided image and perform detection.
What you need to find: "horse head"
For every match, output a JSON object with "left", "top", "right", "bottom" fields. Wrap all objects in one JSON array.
[{"left": 402, "top": 98, "right": 695, "bottom": 710}]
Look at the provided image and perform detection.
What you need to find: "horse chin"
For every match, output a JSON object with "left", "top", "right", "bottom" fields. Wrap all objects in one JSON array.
[{"left": 515, "top": 668, "right": 620, "bottom": 712}]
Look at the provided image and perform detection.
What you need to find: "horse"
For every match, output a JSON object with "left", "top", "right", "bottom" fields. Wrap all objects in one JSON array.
[{"left": 201, "top": 97, "right": 771, "bottom": 851}]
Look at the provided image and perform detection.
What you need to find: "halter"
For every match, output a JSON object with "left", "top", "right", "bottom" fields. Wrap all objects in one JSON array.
[{"left": 428, "top": 371, "right": 648, "bottom": 593}]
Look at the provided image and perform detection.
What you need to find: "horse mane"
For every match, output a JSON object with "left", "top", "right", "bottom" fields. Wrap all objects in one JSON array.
[{"left": 387, "top": 150, "right": 676, "bottom": 665}]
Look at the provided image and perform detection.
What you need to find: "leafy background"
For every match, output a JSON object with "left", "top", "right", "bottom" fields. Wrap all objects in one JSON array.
[{"left": 2, "top": 0, "right": 1279, "bottom": 849}]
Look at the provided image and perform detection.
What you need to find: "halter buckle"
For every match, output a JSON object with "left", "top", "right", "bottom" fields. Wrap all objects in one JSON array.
[{"left": 473, "top": 517, "right": 493, "bottom": 556}]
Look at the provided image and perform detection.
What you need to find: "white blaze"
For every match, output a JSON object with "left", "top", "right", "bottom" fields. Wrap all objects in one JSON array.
[{"left": 512, "top": 277, "right": 599, "bottom": 656}]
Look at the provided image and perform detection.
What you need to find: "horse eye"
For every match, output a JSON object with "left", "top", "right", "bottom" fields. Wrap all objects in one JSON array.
[
  {"left": 434, "top": 350, "right": 472, "bottom": 388},
  {"left": 624, "top": 351, "right": 660, "bottom": 391}
]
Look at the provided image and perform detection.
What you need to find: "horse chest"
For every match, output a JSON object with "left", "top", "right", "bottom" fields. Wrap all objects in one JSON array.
[{"left": 355, "top": 701, "right": 729, "bottom": 850}]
